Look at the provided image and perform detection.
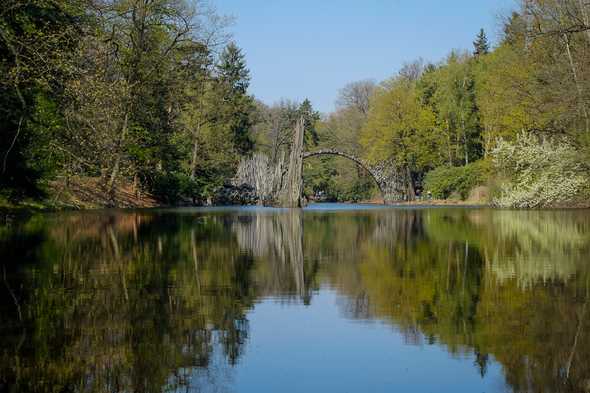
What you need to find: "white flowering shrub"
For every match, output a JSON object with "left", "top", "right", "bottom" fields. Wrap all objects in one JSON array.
[{"left": 490, "top": 132, "right": 589, "bottom": 208}]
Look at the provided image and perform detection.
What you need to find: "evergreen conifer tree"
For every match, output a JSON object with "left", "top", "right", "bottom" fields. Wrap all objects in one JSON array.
[
  {"left": 216, "top": 43, "right": 254, "bottom": 154},
  {"left": 473, "top": 28, "right": 490, "bottom": 57}
]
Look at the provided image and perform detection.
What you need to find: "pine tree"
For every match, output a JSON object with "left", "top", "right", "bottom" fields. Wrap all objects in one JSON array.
[
  {"left": 473, "top": 28, "right": 490, "bottom": 57},
  {"left": 217, "top": 42, "right": 250, "bottom": 94},
  {"left": 297, "top": 99, "right": 320, "bottom": 147},
  {"left": 215, "top": 43, "right": 254, "bottom": 155}
]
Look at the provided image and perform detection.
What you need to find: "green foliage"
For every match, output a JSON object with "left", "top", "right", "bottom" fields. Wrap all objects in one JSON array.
[
  {"left": 303, "top": 156, "right": 376, "bottom": 202},
  {"left": 216, "top": 43, "right": 256, "bottom": 155},
  {"left": 424, "top": 161, "right": 489, "bottom": 200},
  {"left": 361, "top": 78, "right": 439, "bottom": 169},
  {"left": 0, "top": 1, "right": 259, "bottom": 206},
  {"left": 473, "top": 28, "right": 490, "bottom": 57},
  {"left": 150, "top": 172, "right": 199, "bottom": 204},
  {"left": 3, "top": 208, "right": 590, "bottom": 391},
  {"left": 427, "top": 51, "right": 483, "bottom": 165},
  {"left": 302, "top": 93, "right": 377, "bottom": 203},
  {"left": 298, "top": 98, "right": 321, "bottom": 147},
  {"left": 0, "top": 0, "right": 84, "bottom": 199},
  {"left": 2, "top": 0, "right": 590, "bottom": 208}
]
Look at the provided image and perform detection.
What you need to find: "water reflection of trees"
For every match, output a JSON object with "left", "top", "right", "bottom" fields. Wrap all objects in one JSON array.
[
  {"left": 0, "top": 212, "right": 255, "bottom": 392},
  {"left": 1, "top": 209, "right": 589, "bottom": 392},
  {"left": 349, "top": 209, "right": 590, "bottom": 393},
  {"left": 232, "top": 211, "right": 312, "bottom": 302}
]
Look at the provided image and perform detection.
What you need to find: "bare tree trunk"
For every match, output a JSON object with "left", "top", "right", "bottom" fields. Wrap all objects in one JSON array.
[
  {"left": 446, "top": 123, "right": 453, "bottom": 165},
  {"left": 133, "top": 173, "right": 139, "bottom": 200},
  {"left": 2, "top": 116, "right": 23, "bottom": 175},
  {"left": 189, "top": 124, "right": 201, "bottom": 180},
  {"left": 405, "top": 166, "right": 416, "bottom": 201},
  {"left": 464, "top": 136, "right": 469, "bottom": 165},
  {"left": 461, "top": 114, "right": 468, "bottom": 165},
  {"left": 462, "top": 120, "right": 469, "bottom": 165},
  {"left": 271, "top": 125, "right": 280, "bottom": 164},
  {"left": 0, "top": 29, "right": 27, "bottom": 176},
  {"left": 108, "top": 112, "right": 129, "bottom": 197},
  {"left": 523, "top": 0, "right": 533, "bottom": 49},
  {"left": 461, "top": 78, "right": 469, "bottom": 165},
  {"left": 563, "top": 32, "right": 590, "bottom": 134}
]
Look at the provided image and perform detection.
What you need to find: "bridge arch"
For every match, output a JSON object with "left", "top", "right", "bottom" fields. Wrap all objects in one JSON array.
[
  {"left": 302, "top": 149, "right": 386, "bottom": 198},
  {"left": 276, "top": 117, "right": 406, "bottom": 207}
]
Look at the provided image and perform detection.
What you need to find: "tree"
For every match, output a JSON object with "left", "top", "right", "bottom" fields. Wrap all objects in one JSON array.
[
  {"left": 173, "top": 41, "right": 215, "bottom": 182},
  {"left": 399, "top": 58, "right": 426, "bottom": 82},
  {"left": 253, "top": 100, "right": 300, "bottom": 162},
  {"left": 361, "top": 78, "right": 440, "bottom": 198},
  {"left": 216, "top": 42, "right": 255, "bottom": 155},
  {"left": 217, "top": 42, "right": 250, "bottom": 94},
  {"left": 336, "top": 80, "right": 376, "bottom": 116},
  {"left": 429, "top": 51, "right": 482, "bottom": 165},
  {"left": 521, "top": 0, "right": 590, "bottom": 135},
  {"left": 473, "top": 28, "right": 490, "bottom": 57},
  {"left": 0, "top": 0, "right": 84, "bottom": 199},
  {"left": 298, "top": 98, "right": 320, "bottom": 147},
  {"left": 304, "top": 108, "right": 377, "bottom": 202},
  {"left": 315, "top": 81, "right": 379, "bottom": 201}
]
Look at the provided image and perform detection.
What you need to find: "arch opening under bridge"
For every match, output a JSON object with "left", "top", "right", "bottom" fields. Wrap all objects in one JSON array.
[{"left": 302, "top": 149, "right": 386, "bottom": 199}]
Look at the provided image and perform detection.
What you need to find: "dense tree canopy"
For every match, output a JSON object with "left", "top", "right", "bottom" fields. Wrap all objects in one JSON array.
[
  {"left": 1, "top": 0, "right": 589, "bottom": 207},
  {"left": 310, "top": 1, "right": 590, "bottom": 205},
  {"left": 0, "top": 0, "right": 256, "bottom": 205}
]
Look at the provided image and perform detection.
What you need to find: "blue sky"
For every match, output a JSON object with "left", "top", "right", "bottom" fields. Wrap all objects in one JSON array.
[{"left": 213, "top": 0, "right": 516, "bottom": 113}]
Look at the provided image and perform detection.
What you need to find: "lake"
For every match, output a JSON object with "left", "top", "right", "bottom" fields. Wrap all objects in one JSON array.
[{"left": 1, "top": 204, "right": 589, "bottom": 392}]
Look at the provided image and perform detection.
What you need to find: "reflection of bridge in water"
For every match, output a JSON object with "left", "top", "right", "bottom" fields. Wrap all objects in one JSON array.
[
  {"left": 4, "top": 208, "right": 589, "bottom": 393},
  {"left": 230, "top": 209, "right": 423, "bottom": 302},
  {"left": 230, "top": 209, "right": 590, "bottom": 298}
]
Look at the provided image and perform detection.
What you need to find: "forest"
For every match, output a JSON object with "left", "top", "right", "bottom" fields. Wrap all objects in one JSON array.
[{"left": 1, "top": 0, "right": 590, "bottom": 209}]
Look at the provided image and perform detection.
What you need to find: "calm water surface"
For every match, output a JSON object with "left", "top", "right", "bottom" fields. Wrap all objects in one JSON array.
[{"left": 1, "top": 204, "right": 589, "bottom": 392}]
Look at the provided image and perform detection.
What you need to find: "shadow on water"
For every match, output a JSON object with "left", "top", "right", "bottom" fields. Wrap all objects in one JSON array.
[{"left": 0, "top": 206, "right": 589, "bottom": 392}]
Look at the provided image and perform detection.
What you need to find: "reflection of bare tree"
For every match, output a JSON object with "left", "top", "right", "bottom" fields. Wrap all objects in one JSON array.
[
  {"left": 336, "top": 292, "right": 372, "bottom": 321},
  {"left": 232, "top": 210, "right": 308, "bottom": 300}
]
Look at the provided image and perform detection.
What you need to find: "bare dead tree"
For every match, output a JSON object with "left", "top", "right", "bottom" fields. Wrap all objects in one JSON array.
[{"left": 336, "top": 79, "right": 376, "bottom": 116}]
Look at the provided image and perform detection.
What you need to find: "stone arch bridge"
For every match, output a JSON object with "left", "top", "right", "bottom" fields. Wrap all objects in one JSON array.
[{"left": 278, "top": 118, "right": 407, "bottom": 208}]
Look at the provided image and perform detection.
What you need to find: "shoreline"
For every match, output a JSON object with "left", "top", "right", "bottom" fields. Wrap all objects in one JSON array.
[
  {"left": 355, "top": 198, "right": 488, "bottom": 207},
  {"left": 5, "top": 199, "right": 590, "bottom": 221}
]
